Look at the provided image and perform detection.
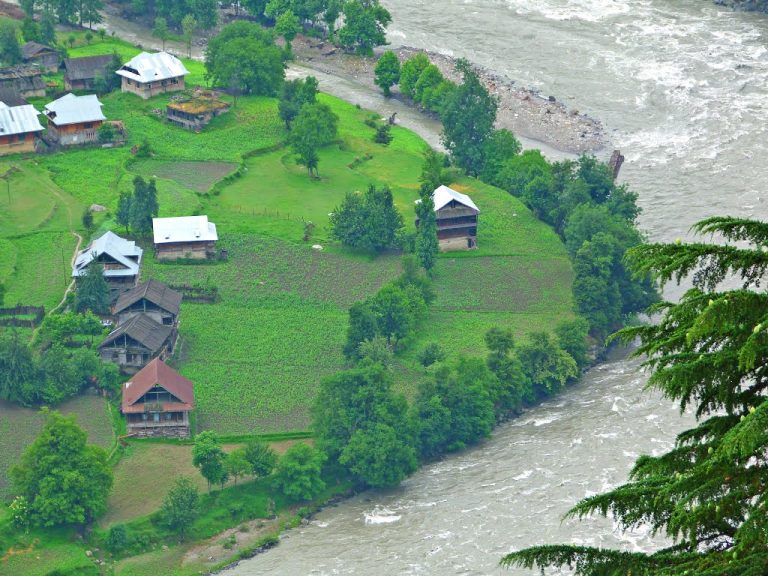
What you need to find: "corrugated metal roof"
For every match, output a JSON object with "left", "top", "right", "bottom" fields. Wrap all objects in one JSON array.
[
  {"left": 432, "top": 185, "right": 480, "bottom": 213},
  {"left": 116, "top": 51, "right": 189, "bottom": 84},
  {"left": 152, "top": 215, "right": 218, "bottom": 245},
  {"left": 114, "top": 279, "right": 182, "bottom": 316},
  {"left": 44, "top": 93, "right": 106, "bottom": 126},
  {"left": 0, "top": 104, "right": 43, "bottom": 135},
  {"left": 72, "top": 230, "right": 143, "bottom": 278}
]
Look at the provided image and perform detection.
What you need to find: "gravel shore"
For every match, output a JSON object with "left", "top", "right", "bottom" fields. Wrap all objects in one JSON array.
[{"left": 291, "top": 36, "right": 606, "bottom": 155}]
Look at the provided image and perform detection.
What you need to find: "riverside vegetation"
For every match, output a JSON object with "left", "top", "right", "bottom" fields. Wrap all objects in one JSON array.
[{"left": 0, "top": 16, "right": 656, "bottom": 576}]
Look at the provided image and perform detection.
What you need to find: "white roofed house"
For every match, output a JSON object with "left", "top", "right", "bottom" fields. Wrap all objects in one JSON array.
[
  {"left": 152, "top": 215, "right": 218, "bottom": 260},
  {"left": 416, "top": 185, "right": 480, "bottom": 251},
  {"left": 72, "top": 230, "right": 143, "bottom": 294},
  {"left": 0, "top": 102, "right": 43, "bottom": 155},
  {"left": 116, "top": 51, "right": 189, "bottom": 99},
  {"left": 43, "top": 93, "right": 106, "bottom": 146}
]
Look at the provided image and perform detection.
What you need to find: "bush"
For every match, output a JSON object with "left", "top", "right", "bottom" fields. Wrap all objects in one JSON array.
[
  {"left": 373, "top": 124, "right": 392, "bottom": 145},
  {"left": 106, "top": 524, "right": 130, "bottom": 553},
  {"left": 418, "top": 342, "right": 445, "bottom": 367}
]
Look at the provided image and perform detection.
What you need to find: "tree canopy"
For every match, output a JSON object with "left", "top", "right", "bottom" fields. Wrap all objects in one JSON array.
[
  {"left": 192, "top": 431, "right": 228, "bottom": 490},
  {"left": 75, "top": 261, "right": 111, "bottom": 315},
  {"left": 503, "top": 216, "right": 768, "bottom": 576},
  {"left": 330, "top": 184, "right": 403, "bottom": 251},
  {"left": 273, "top": 442, "right": 326, "bottom": 501},
  {"left": 10, "top": 410, "right": 112, "bottom": 527},
  {"left": 290, "top": 101, "right": 339, "bottom": 176},
  {"left": 337, "top": 0, "right": 391, "bottom": 55},
  {"left": 374, "top": 50, "right": 400, "bottom": 96},
  {"left": 279, "top": 75, "right": 318, "bottom": 129}
]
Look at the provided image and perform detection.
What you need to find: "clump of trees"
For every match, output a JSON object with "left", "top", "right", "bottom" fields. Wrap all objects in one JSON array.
[
  {"left": 504, "top": 216, "right": 768, "bottom": 576},
  {"left": 205, "top": 22, "right": 285, "bottom": 96},
  {"left": 19, "top": 0, "right": 103, "bottom": 30},
  {"left": 289, "top": 102, "right": 338, "bottom": 176},
  {"left": 278, "top": 76, "right": 318, "bottom": 128},
  {"left": 10, "top": 410, "right": 113, "bottom": 527},
  {"left": 75, "top": 260, "right": 111, "bottom": 315},
  {"left": 330, "top": 184, "right": 403, "bottom": 251},
  {"left": 120, "top": 0, "right": 214, "bottom": 30},
  {"left": 273, "top": 442, "right": 326, "bottom": 500},
  {"left": 116, "top": 176, "right": 159, "bottom": 236}
]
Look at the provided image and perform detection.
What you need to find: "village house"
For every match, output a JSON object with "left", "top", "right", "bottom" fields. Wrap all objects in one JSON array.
[
  {"left": 99, "top": 313, "right": 176, "bottom": 373},
  {"left": 166, "top": 93, "right": 230, "bottom": 131},
  {"left": 121, "top": 357, "right": 194, "bottom": 438},
  {"left": 152, "top": 215, "right": 218, "bottom": 260},
  {"left": 113, "top": 279, "right": 182, "bottom": 327},
  {"left": 416, "top": 185, "right": 480, "bottom": 251},
  {"left": 0, "top": 66, "right": 45, "bottom": 98},
  {"left": 116, "top": 51, "right": 189, "bottom": 99},
  {"left": 0, "top": 101, "right": 43, "bottom": 155},
  {"left": 44, "top": 93, "right": 106, "bottom": 146},
  {"left": 72, "top": 230, "right": 143, "bottom": 294},
  {"left": 63, "top": 54, "right": 113, "bottom": 91},
  {"left": 21, "top": 42, "right": 59, "bottom": 72}
]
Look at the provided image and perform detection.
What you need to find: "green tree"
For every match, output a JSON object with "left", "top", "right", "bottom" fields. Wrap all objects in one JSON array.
[
  {"left": 412, "top": 63, "right": 443, "bottom": 106},
  {"left": 181, "top": 14, "right": 196, "bottom": 58},
  {"left": 0, "top": 330, "right": 38, "bottom": 405},
  {"left": 0, "top": 20, "right": 21, "bottom": 65},
  {"left": 278, "top": 75, "right": 318, "bottom": 128},
  {"left": 191, "top": 0, "right": 217, "bottom": 29},
  {"left": 343, "top": 301, "right": 378, "bottom": 359},
  {"left": 129, "top": 176, "right": 158, "bottom": 236},
  {"left": 503, "top": 216, "right": 768, "bottom": 575},
  {"left": 440, "top": 58, "right": 497, "bottom": 176},
  {"left": 357, "top": 335, "right": 393, "bottom": 368},
  {"left": 10, "top": 411, "right": 112, "bottom": 527},
  {"left": 484, "top": 326, "right": 529, "bottom": 414},
  {"left": 81, "top": 207, "right": 94, "bottom": 230},
  {"left": 322, "top": 0, "right": 341, "bottom": 36},
  {"left": 19, "top": 0, "right": 35, "bottom": 18},
  {"left": 517, "top": 331, "right": 578, "bottom": 399},
  {"left": 414, "top": 185, "right": 439, "bottom": 272},
  {"left": 273, "top": 443, "right": 325, "bottom": 501},
  {"left": 374, "top": 50, "right": 400, "bottom": 96},
  {"left": 153, "top": 17, "right": 170, "bottom": 51},
  {"left": 480, "top": 128, "right": 521, "bottom": 184},
  {"left": 340, "top": 422, "right": 417, "bottom": 488},
  {"left": 105, "top": 524, "right": 129, "bottom": 553},
  {"left": 337, "top": 0, "right": 390, "bottom": 55},
  {"left": 275, "top": 9, "right": 300, "bottom": 52},
  {"left": 21, "top": 17, "right": 39, "bottom": 43},
  {"left": 80, "top": 0, "right": 103, "bottom": 28},
  {"left": 98, "top": 122, "right": 115, "bottom": 143},
  {"left": 243, "top": 439, "right": 278, "bottom": 478},
  {"left": 554, "top": 317, "right": 590, "bottom": 369},
  {"left": 75, "top": 261, "right": 110, "bottom": 315},
  {"left": 224, "top": 448, "right": 251, "bottom": 484},
  {"left": 205, "top": 22, "right": 284, "bottom": 95},
  {"left": 192, "top": 430, "right": 228, "bottom": 490},
  {"left": 116, "top": 190, "right": 132, "bottom": 234},
  {"left": 160, "top": 477, "right": 199, "bottom": 540},
  {"left": 399, "top": 53, "right": 429, "bottom": 100},
  {"left": 330, "top": 184, "right": 403, "bottom": 250},
  {"left": 39, "top": 11, "right": 56, "bottom": 46},
  {"left": 417, "top": 342, "right": 445, "bottom": 368},
  {"left": 290, "top": 102, "right": 339, "bottom": 176}
]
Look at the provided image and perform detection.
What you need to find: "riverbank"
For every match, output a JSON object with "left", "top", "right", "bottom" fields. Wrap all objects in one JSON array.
[
  {"left": 714, "top": 0, "right": 768, "bottom": 11},
  {"left": 291, "top": 36, "right": 606, "bottom": 155}
]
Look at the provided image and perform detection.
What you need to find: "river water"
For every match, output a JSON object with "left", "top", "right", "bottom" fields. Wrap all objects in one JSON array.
[{"left": 221, "top": 1, "right": 768, "bottom": 574}]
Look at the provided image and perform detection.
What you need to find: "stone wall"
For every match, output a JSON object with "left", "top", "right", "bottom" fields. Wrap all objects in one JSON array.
[{"left": 129, "top": 425, "right": 190, "bottom": 439}]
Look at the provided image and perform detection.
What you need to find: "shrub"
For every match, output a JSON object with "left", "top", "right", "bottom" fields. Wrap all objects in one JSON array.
[{"left": 418, "top": 342, "right": 445, "bottom": 367}]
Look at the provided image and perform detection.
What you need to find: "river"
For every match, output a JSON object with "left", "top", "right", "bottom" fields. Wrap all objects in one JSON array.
[{"left": 218, "top": 1, "right": 768, "bottom": 574}]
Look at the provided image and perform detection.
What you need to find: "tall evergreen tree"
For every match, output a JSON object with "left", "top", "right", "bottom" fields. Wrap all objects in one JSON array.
[
  {"left": 503, "top": 216, "right": 768, "bottom": 576},
  {"left": 75, "top": 261, "right": 110, "bottom": 315},
  {"left": 414, "top": 187, "right": 438, "bottom": 272}
]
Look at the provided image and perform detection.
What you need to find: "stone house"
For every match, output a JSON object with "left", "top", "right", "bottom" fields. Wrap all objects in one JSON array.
[
  {"left": 0, "top": 102, "right": 43, "bottom": 155},
  {"left": 152, "top": 215, "right": 218, "bottom": 260},
  {"left": 99, "top": 313, "right": 176, "bottom": 373},
  {"left": 0, "top": 66, "right": 45, "bottom": 98},
  {"left": 121, "top": 357, "right": 193, "bottom": 438},
  {"left": 416, "top": 185, "right": 480, "bottom": 251},
  {"left": 113, "top": 279, "right": 182, "bottom": 327},
  {"left": 116, "top": 51, "right": 189, "bottom": 99},
  {"left": 63, "top": 55, "right": 113, "bottom": 91},
  {"left": 44, "top": 93, "right": 106, "bottom": 146},
  {"left": 166, "top": 94, "right": 230, "bottom": 131},
  {"left": 21, "top": 42, "right": 59, "bottom": 72},
  {"left": 72, "top": 230, "right": 143, "bottom": 294}
]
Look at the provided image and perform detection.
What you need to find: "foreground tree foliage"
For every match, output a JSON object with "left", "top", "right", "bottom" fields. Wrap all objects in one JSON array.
[
  {"left": 374, "top": 50, "right": 400, "bottom": 96},
  {"left": 502, "top": 216, "right": 768, "bottom": 576},
  {"left": 75, "top": 261, "right": 111, "bottom": 315},
  {"left": 192, "top": 431, "right": 228, "bottom": 490},
  {"left": 161, "top": 477, "right": 199, "bottom": 540},
  {"left": 290, "top": 101, "right": 339, "bottom": 176},
  {"left": 10, "top": 411, "right": 112, "bottom": 527},
  {"left": 330, "top": 184, "right": 403, "bottom": 251},
  {"left": 273, "top": 442, "right": 326, "bottom": 501}
]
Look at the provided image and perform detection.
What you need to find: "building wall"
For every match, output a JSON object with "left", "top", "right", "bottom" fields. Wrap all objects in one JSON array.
[
  {"left": 121, "top": 76, "right": 185, "bottom": 99},
  {"left": 438, "top": 236, "right": 477, "bottom": 252},
  {"left": 117, "top": 307, "right": 175, "bottom": 327},
  {"left": 0, "top": 135, "right": 36, "bottom": 156},
  {"left": 128, "top": 424, "right": 191, "bottom": 438},
  {"left": 64, "top": 77, "right": 94, "bottom": 91},
  {"left": 48, "top": 120, "right": 103, "bottom": 146},
  {"left": 155, "top": 241, "right": 215, "bottom": 260}
]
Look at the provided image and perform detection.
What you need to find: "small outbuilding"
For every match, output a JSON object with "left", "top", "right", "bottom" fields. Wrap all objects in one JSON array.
[
  {"left": 21, "top": 42, "right": 59, "bottom": 72},
  {"left": 63, "top": 54, "right": 113, "bottom": 91},
  {"left": 152, "top": 215, "right": 218, "bottom": 260},
  {"left": 99, "top": 313, "right": 176, "bottom": 373},
  {"left": 72, "top": 230, "right": 143, "bottom": 294},
  {"left": 44, "top": 93, "right": 106, "bottom": 146},
  {"left": 121, "top": 357, "right": 194, "bottom": 438},
  {"left": 113, "top": 279, "right": 182, "bottom": 327},
  {"left": 166, "top": 94, "right": 230, "bottom": 131},
  {"left": 116, "top": 51, "right": 189, "bottom": 99},
  {"left": 0, "top": 66, "right": 45, "bottom": 98},
  {"left": 416, "top": 185, "right": 480, "bottom": 251},
  {"left": 0, "top": 102, "right": 44, "bottom": 155}
]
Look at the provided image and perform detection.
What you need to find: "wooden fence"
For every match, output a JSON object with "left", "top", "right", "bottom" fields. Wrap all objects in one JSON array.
[
  {"left": 0, "top": 305, "right": 45, "bottom": 327},
  {"left": 168, "top": 284, "right": 219, "bottom": 304}
]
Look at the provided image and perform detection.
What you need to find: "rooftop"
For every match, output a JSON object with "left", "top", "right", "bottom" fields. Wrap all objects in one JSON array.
[
  {"left": 152, "top": 215, "right": 218, "bottom": 245},
  {"left": 114, "top": 279, "right": 182, "bottom": 317},
  {"left": 0, "top": 103, "right": 43, "bottom": 136},
  {"left": 44, "top": 93, "right": 106, "bottom": 126},
  {"left": 431, "top": 185, "right": 480, "bottom": 213},
  {"left": 21, "top": 42, "right": 56, "bottom": 59},
  {"left": 122, "top": 357, "right": 194, "bottom": 413},
  {"left": 72, "top": 231, "right": 143, "bottom": 278},
  {"left": 116, "top": 51, "right": 189, "bottom": 84},
  {"left": 167, "top": 96, "right": 230, "bottom": 115},
  {"left": 100, "top": 313, "right": 173, "bottom": 354},
  {"left": 64, "top": 54, "right": 114, "bottom": 81}
]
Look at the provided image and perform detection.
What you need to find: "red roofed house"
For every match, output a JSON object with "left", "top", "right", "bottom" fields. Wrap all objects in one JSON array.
[{"left": 121, "top": 358, "right": 193, "bottom": 438}]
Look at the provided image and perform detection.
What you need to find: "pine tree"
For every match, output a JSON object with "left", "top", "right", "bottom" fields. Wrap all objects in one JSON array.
[
  {"left": 503, "top": 216, "right": 768, "bottom": 576},
  {"left": 414, "top": 187, "right": 438, "bottom": 272},
  {"left": 75, "top": 261, "right": 110, "bottom": 314}
]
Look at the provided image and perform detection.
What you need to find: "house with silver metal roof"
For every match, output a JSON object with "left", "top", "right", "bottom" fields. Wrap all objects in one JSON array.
[
  {"left": 116, "top": 51, "right": 189, "bottom": 99},
  {"left": 152, "top": 215, "right": 218, "bottom": 260},
  {"left": 44, "top": 93, "right": 106, "bottom": 146},
  {"left": 416, "top": 185, "right": 480, "bottom": 251},
  {"left": 0, "top": 102, "right": 43, "bottom": 155},
  {"left": 72, "top": 230, "right": 143, "bottom": 293}
]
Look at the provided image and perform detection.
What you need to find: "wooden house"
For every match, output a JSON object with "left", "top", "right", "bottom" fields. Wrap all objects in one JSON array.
[
  {"left": 72, "top": 230, "right": 143, "bottom": 294},
  {"left": 44, "top": 93, "right": 106, "bottom": 146},
  {"left": 416, "top": 185, "right": 480, "bottom": 251},
  {"left": 63, "top": 55, "right": 113, "bottom": 91},
  {"left": 152, "top": 215, "right": 218, "bottom": 260},
  {"left": 99, "top": 313, "right": 176, "bottom": 373},
  {"left": 116, "top": 51, "right": 189, "bottom": 99},
  {"left": 21, "top": 42, "right": 59, "bottom": 72},
  {"left": 0, "top": 66, "right": 45, "bottom": 98},
  {"left": 0, "top": 102, "right": 43, "bottom": 155},
  {"left": 121, "top": 358, "right": 193, "bottom": 438},
  {"left": 113, "top": 279, "right": 181, "bottom": 327},
  {"left": 166, "top": 94, "right": 230, "bottom": 131}
]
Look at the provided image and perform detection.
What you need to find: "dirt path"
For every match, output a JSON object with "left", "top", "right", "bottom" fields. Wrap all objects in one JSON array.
[{"left": 48, "top": 183, "right": 83, "bottom": 315}]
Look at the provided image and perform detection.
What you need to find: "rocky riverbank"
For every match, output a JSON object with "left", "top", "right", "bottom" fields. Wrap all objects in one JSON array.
[
  {"left": 713, "top": 0, "right": 768, "bottom": 11},
  {"left": 291, "top": 36, "right": 606, "bottom": 154}
]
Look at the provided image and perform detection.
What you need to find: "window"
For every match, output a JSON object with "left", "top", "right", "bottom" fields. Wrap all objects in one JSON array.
[
  {"left": 162, "top": 317, "right": 172, "bottom": 325},
  {"left": 153, "top": 413, "right": 160, "bottom": 422},
  {"left": 18, "top": 133, "right": 25, "bottom": 142},
  {"left": 171, "top": 78, "right": 178, "bottom": 84},
  {"left": 161, "top": 80, "right": 167, "bottom": 87},
  {"left": 84, "top": 123, "right": 92, "bottom": 129},
  {"left": 142, "top": 413, "right": 148, "bottom": 421}
]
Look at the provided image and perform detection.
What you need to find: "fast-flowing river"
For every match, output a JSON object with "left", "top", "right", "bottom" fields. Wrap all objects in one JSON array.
[{"left": 222, "top": 1, "right": 768, "bottom": 574}]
